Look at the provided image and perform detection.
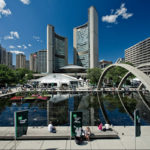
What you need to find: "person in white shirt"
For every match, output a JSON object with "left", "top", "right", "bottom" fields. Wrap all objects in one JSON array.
[{"left": 48, "top": 121, "right": 56, "bottom": 133}]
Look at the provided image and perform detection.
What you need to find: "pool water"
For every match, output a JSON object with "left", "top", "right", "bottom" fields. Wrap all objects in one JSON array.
[{"left": 0, "top": 91, "right": 150, "bottom": 126}]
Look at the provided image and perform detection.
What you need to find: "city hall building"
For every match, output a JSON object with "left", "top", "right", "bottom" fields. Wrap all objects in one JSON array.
[
  {"left": 73, "top": 6, "right": 99, "bottom": 69},
  {"left": 47, "top": 24, "right": 68, "bottom": 73}
]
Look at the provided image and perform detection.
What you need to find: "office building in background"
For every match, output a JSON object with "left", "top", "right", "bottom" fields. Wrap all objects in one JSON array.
[
  {"left": 125, "top": 37, "right": 150, "bottom": 74},
  {"left": 0, "top": 45, "right": 6, "bottom": 65},
  {"left": 47, "top": 24, "right": 68, "bottom": 73},
  {"left": 30, "top": 53, "right": 38, "bottom": 72},
  {"left": 6, "top": 52, "right": 13, "bottom": 68},
  {"left": 99, "top": 60, "right": 112, "bottom": 69},
  {"left": 37, "top": 49, "right": 47, "bottom": 73},
  {"left": 73, "top": 6, "right": 99, "bottom": 69},
  {"left": 25, "top": 60, "right": 30, "bottom": 70},
  {"left": 30, "top": 50, "right": 47, "bottom": 73},
  {"left": 0, "top": 45, "right": 12, "bottom": 68},
  {"left": 16, "top": 54, "right": 26, "bottom": 69}
]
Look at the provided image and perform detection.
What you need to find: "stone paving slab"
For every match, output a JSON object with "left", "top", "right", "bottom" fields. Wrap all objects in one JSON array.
[{"left": 0, "top": 126, "right": 150, "bottom": 150}]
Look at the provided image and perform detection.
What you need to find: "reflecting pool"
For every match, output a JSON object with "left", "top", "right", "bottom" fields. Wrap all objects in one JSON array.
[{"left": 0, "top": 91, "right": 150, "bottom": 126}]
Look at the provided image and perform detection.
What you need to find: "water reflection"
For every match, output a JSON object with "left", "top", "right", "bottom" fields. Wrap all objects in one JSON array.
[
  {"left": 117, "top": 92, "right": 134, "bottom": 121},
  {"left": 137, "top": 91, "right": 150, "bottom": 111},
  {"left": 97, "top": 92, "right": 111, "bottom": 124},
  {"left": 0, "top": 92, "right": 150, "bottom": 126}
]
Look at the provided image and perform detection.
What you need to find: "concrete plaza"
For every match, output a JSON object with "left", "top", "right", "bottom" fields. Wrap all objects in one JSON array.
[{"left": 0, "top": 126, "right": 149, "bottom": 150}]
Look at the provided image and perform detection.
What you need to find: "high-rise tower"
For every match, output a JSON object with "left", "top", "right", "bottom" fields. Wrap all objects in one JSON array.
[
  {"left": 73, "top": 6, "right": 99, "bottom": 69},
  {"left": 16, "top": 54, "right": 26, "bottom": 69},
  {"left": 47, "top": 24, "right": 68, "bottom": 73}
]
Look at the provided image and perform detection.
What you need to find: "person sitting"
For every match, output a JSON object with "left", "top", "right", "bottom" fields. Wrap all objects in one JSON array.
[
  {"left": 48, "top": 121, "right": 56, "bottom": 133},
  {"left": 75, "top": 127, "right": 84, "bottom": 145},
  {"left": 75, "top": 135, "right": 83, "bottom": 145},
  {"left": 84, "top": 126, "right": 91, "bottom": 141}
]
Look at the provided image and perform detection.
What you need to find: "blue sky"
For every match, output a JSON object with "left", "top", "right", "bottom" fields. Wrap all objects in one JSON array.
[{"left": 0, "top": 0, "right": 150, "bottom": 65}]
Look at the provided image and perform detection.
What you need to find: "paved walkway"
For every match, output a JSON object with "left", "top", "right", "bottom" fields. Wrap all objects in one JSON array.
[{"left": 0, "top": 126, "right": 150, "bottom": 149}]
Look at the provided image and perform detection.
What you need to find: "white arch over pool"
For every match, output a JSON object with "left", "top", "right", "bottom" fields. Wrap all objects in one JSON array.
[{"left": 97, "top": 63, "right": 150, "bottom": 92}]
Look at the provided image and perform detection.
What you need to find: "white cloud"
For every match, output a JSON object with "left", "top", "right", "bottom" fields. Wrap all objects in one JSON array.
[
  {"left": 17, "top": 45, "right": 22, "bottom": 48},
  {"left": 10, "top": 50, "right": 24, "bottom": 55},
  {"left": 102, "top": 3, "right": 133, "bottom": 24},
  {"left": 9, "top": 45, "right": 15, "bottom": 49},
  {"left": 4, "top": 31, "right": 20, "bottom": 40},
  {"left": 116, "top": 3, "right": 133, "bottom": 19},
  {"left": 0, "top": 0, "right": 11, "bottom": 18},
  {"left": 28, "top": 44, "right": 32, "bottom": 47},
  {"left": 102, "top": 15, "right": 118, "bottom": 23},
  {"left": 22, "top": 44, "right": 27, "bottom": 49},
  {"left": 20, "top": 0, "right": 30, "bottom": 5}
]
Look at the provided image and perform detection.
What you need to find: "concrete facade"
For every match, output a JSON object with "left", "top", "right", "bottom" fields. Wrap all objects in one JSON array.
[
  {"left": 6, "top": 52, "right": 13, "bottom": 68},
  {"left": 89, "top": 6, "right": 99, "bottom": 68},
  {"left": 16, "top": 54, "right": 26, "bottom": 69},
  {"left": 125, "top": 37, "right": 150, "bottom": 74},
  {"left": 137, "top": 62, "right": 150, "bottom": 75},
  {"left": 47, "top": 24, "right": 68, "bottom": 73},
  {"left": 37, "top": 50, "right": 47, "bottom": 73},
  {"left": 0, "top": 45, "right": 6, "bottom": 65},
  {"left": 25, "top": 60, "right": 30, "bottom": 70},
  {"left": 99, "top": 60, "right": 112, "bottom": 69},
  {"left": 0, "top": 45, "right": 13, "bottom": 68},
  {"left": 30, "top": 53, "right": 38, "bottom": 72},
  {"left": 73, "top": 6, "right": 99, "bottom": 69},
  {"left": 47, "top": 25, "right": 53, "bottom": 73}
]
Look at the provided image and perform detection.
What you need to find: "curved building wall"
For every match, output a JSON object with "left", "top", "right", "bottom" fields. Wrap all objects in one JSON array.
[
  {"left": 75, "top": 24, "right": 89, "bottom": 68},
  {"left": 73, "top": 6, "right": 98, "bottom": 69},
  {"left": 54, "top": 34, "right": 68, "bottom": 72},
  {"left": 47, "top": 24, "right": 68, "bottom": 73}
]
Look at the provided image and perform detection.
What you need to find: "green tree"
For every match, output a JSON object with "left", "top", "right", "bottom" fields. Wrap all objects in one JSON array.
[
  {"left": 0, "top": 64, "right": 15, "bottom": 86},
  {"left": 104, "top": 62, "right": 135, "bottom": 87},
  {"left": 105, "top": 66, "right": 128, "bottom": 86},
  {"left": 15, "top": 68, "right": 33, "bottom": 84},
  {"left": 0, "top": 65, "right": 33, "bottom": 86},
  {"left": 87, "top": 68, "right": 102, "bottom": 85}
]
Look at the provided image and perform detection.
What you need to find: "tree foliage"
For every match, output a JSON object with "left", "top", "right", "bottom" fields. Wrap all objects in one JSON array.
[
  {"left": 104, "top": 62, "right": 134, "bottom": 86},
  {"left": 0, "top": 65, "right": 15, "bottom": 85},
  {"left": 87, "top": 68, "right": 102, "bottom": 85},
  {"left": 105, "top": 66, "right": 128, "bottom": 86},
  {"left": 0, "top": 64, "right": 33, "bottom": 86}
]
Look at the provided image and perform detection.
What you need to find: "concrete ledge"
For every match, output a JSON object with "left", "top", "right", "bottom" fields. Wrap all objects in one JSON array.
[
  {"left": 0, "top": 126, "right": 119, "bottom": 140},
  {"left": 0, "top": 134, "right": 119, "bottom": 140}
]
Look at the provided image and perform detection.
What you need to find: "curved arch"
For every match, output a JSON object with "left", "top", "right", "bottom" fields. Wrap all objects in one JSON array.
[
  {"left": 137, "top": 83, "right": 143, "bottom": 91},
  {"left": 97, "top": 92, "right": 111, "bottom": 124},
  {"left": 136, "top": 63, "right": 150, "bottom": 90},
  {"left": 137, "top": 91, "right": 150, "bottom": 112},
  {"left": 117, "top": 92, "right": 134, "bottom": 121},
  {"left": 97, "top": 63, "right": 150, "bottom": 92},
  {"left": 118, "top": 72, "right": 131, "bottom": 90}
]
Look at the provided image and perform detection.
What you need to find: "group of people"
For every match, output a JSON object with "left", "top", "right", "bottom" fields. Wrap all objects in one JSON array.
[
  {"left": 48, "top": 121, "right": 107, "bottom": 145},
  {"left": 48, "top": 121, "right": 91, "bottom": 141}
]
